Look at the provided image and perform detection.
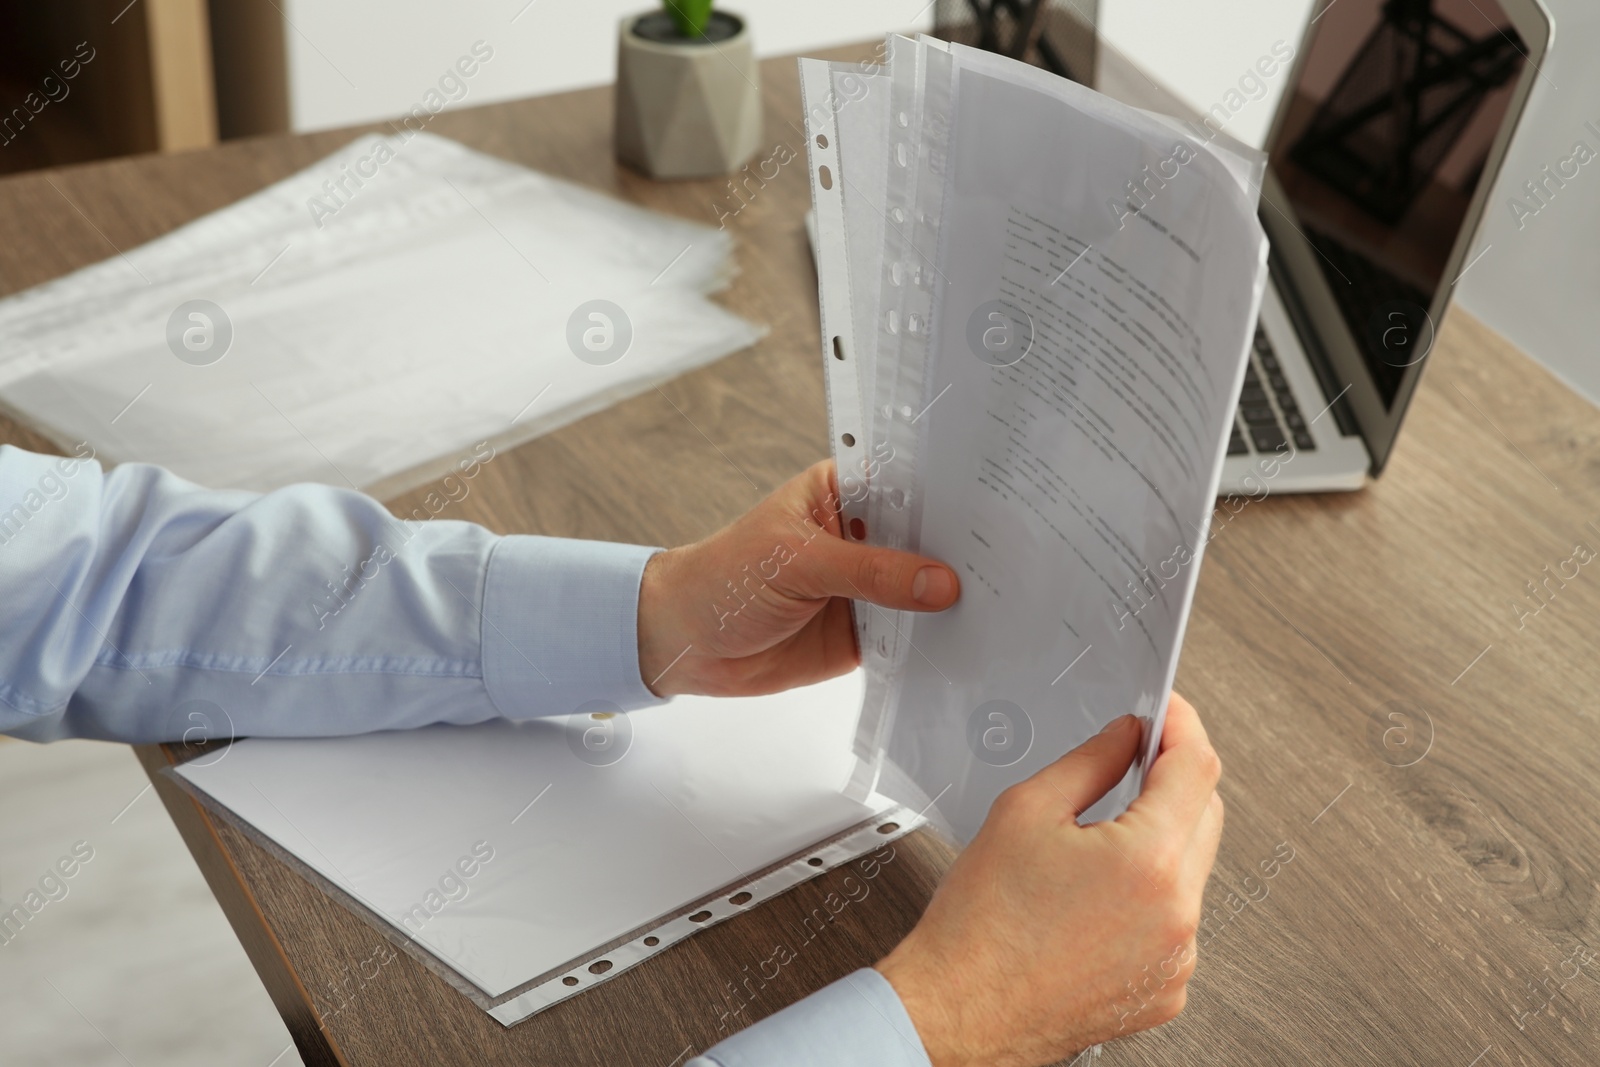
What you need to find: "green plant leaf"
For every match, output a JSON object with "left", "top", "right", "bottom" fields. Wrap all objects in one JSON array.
[{"left": 663, "top": 0, "right": 713, "bottom": 38}]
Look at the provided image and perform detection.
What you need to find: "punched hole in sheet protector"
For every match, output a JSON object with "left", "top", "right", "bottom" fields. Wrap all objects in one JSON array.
[
  {"left": 816, "top": 134, "right": 829, "bottom": 148},
  {"left": 818, "top": 165, "right": 833, "bottom": 190},
  {"left": 832, "top": 335, "right": 845, "bottom": 360}
]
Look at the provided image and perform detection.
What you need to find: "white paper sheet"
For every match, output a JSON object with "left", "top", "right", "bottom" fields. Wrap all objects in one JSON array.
[
  {"left": 0, "top": 133, "right": 763, "bottom": 492},
  {"left": 806, "top": 38, "right": 1269, "bottom": 841},
  {"left": 173, "top": 670, "right": 916, "bottom": 1024}
]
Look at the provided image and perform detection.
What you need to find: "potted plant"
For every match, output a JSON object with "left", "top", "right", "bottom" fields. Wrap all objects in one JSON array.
[{"left": 615, "top": 1, "right": 761, "bottom": 179}]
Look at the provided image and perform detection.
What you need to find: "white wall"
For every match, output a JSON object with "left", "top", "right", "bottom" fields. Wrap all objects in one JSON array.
[
  {"left": 1452, "top": 3, "right": 1600, "bottom": 406},
  {"left": 283, "top": 0, "right": 1600, "bottom": 407},
  {"left": 1099, "top": 0, "right": 1311, "bottom": 148},
  {"left": 281, "top": 0, "right": 936, "bottom": 134}
]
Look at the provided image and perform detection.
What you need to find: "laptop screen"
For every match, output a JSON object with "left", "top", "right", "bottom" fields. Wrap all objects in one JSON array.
[{"left": 1267, "top": 0, "right": 1527, "bottom": 410}]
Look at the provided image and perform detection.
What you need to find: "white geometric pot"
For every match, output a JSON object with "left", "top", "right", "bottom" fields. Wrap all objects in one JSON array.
[{"left": 614, "top": 10, "right": 762, "bottom": 179}]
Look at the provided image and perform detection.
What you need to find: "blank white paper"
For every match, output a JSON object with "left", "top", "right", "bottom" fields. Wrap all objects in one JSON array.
[{"left": 174, "top": 670, "right": 904, "bottom": 1019}]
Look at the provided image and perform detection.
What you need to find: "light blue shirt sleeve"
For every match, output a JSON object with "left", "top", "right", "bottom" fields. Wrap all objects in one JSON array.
[
  {"left": 0, "top": 446, "right": 934, "bottom": 1067},
  {"left": 692, "top": 969, "right": 932, "bottom": 1067},
  {"left": 0, "top": 444, "right": 663, "bottom": 742}
]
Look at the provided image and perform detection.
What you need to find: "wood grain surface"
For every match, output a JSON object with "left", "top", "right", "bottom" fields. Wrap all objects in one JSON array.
[{"left": 2, "top": 38, "right": 1597, "bottom": 1067}]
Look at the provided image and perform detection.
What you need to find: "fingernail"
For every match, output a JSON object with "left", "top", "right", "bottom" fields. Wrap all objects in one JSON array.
[
  {"left": 1099, "top": 714, "right": 1136, "bottom": 735},
  {"left": 912, "top": 566, "right": 954, "bottom": 606}
]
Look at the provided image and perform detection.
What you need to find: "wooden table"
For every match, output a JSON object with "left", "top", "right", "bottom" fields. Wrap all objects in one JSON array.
[{"left": 3, "top": 41, "right": 1598, "bottom": 1067}]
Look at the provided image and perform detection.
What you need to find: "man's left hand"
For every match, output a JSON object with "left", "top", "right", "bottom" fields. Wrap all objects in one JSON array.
[{"left": 636, "top": 460, "right": 960, "bottom": 697}]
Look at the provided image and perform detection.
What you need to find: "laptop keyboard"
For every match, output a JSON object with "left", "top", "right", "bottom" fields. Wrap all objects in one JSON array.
[{"left": 1227, "top": 328, "right": 1317, "bottom": 457}]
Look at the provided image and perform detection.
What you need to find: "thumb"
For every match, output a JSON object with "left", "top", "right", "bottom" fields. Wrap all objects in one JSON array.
[
  {"left": 1025, "top": 715, "right": 1144, "bottom": 818},
  {"left": 786, "top": 531, "right": 960, "bottom": 611}
]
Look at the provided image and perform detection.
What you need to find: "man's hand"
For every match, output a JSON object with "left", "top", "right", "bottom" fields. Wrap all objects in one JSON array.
[
  {"left": 636, "top": 460, "right": 959, "bottom": 697},
  {"left": 876, "top": 693, "right": 1224, "bottom": 1067}
]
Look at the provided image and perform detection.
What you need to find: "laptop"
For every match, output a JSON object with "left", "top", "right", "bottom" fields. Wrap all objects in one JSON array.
[{"left": 1221, "top": 0, "right": 1553, "bottom": 494}]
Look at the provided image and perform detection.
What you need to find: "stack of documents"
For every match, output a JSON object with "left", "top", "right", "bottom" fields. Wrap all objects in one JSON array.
[
  {"left": 0, "top": 132, "right": 763, "bottom": 492},
  {"left": 802, "top": 36, "right": 1270, "bottom": 840}
]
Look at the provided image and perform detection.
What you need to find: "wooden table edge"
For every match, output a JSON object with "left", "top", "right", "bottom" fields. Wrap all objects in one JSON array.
[{"left": 136, "top": 742, "right": 350, "bottom": 1067}]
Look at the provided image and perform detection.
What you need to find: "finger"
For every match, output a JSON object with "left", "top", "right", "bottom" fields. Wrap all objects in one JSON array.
[
  {"left": 1179, "top": 790, "right": 1224, "bottom": 901},
  {"left": 1175, "top": 799, "right": 1224, "bottom": 955},
  {"left": 1158, "top": 690, "right": 1203, "bottom": 755},
  {"left": 785, "top": 531, "right": 960, "bottom": 611},
  {"left": 718, "top": 598, "right": 862, "bottom": 695},
  {"left": 1024, "top": 714, "right": 1143, "bottom": 817},
  {"left": 817, "top": 594, "right": 864, "bottom": 674},
  {"left": 1197, "top": 790, "right": 1223, "bottom": 865},
  {"left": 807, "top": 459, "right": 846, "bottom": 537},
  {"left": 1122, "top": 692, "right": 1221, "bottom": 835}
]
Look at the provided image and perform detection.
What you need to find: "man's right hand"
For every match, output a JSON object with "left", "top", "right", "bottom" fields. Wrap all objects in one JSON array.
[{"left": 875, "top": 693, "right": 1224, "bottom": 1067}]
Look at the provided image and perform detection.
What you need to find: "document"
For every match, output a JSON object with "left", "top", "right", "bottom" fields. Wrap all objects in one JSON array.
[{"left": 803, "top": 37, "right": 1268, "bottom": 840}]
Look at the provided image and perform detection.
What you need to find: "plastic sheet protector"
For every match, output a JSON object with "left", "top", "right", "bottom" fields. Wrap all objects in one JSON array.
[
  {"left": 0, "top": 132, "right": 763, "bottom": 492},
  {"left": 802, "top": 37, "right": 1270, "bottom": 842},
  {"left": 174, "top": 670, "right": 921, "bottom": 1025}
]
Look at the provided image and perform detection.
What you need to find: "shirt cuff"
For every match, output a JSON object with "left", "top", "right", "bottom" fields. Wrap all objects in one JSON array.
[
  {"left": 691, "top": 968, "right": 932, "bottom": 1067},
  {"left": 481, "top": 535, "right": 664, "bottom": 720}
]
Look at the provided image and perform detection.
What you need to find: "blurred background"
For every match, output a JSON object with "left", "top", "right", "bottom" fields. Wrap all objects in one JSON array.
[
  {"left": 1, "top": 1, "right": 1594, "bottom": 1064},
  {"left": 0, "top": 0, "right": 1590, "bottom": 400}
]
